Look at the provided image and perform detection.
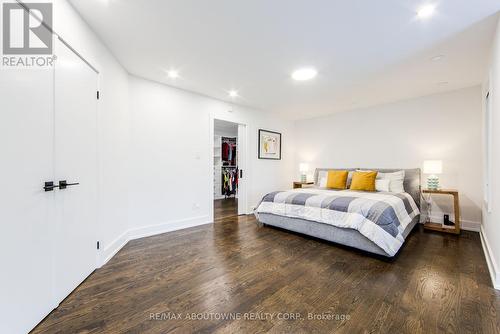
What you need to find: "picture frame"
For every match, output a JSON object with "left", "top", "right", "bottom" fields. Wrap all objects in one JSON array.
[{"left": 258, "top": 129, "right": 282, "bottom": 160}]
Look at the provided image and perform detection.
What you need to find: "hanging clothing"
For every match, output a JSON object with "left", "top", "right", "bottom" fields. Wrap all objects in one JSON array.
[
  {"left": 222, "top": 167, "right": 238, "bottom": 197},
  {"left": 222, "top": 142, "right": 230, "bottom": 161},
  {"left": 221, "top": 137, "right": 237, "bottom": 166},
  {"left": 231, "top": 146, "right": 237, "bottom": 166}
]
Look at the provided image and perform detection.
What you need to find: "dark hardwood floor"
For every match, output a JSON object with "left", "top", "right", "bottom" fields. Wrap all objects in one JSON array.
[
  {"left": 32, "top": 211, "right": 500, "bottom": 333},
  {"left": 214, "top": 198, "right": 238, "bottom": 220}
]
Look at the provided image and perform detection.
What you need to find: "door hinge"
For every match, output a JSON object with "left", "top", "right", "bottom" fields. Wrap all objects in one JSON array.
[
  {"left": 97, "top": 241, "right": 100, "bottom": 250},
  {"left": 97, "top": 91, "right": 100, "bottom": 100}
]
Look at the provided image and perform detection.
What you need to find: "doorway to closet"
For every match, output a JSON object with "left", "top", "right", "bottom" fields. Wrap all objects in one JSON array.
[{"left": 213, "top": 119, "right": 247, "bottom": 220}]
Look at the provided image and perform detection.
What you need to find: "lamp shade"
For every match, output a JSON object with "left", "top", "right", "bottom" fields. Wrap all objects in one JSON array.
[
  {"left": 299, "top": 163, "right": 309, "bottom": 173},
  {"left": 423, "top": 160, "right": 442, "bottom": 174}
]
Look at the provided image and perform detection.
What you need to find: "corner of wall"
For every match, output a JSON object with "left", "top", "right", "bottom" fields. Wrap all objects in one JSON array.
[{"left": 98, "top": 216, "right": 212, "bottom": 267}]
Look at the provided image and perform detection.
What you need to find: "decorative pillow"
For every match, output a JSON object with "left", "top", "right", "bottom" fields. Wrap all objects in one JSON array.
[
  {"left": 318, "top": 170, "right": 353, "bottom": 188},
  {"left": 326, "top": 170, "right": 349, "bottom": 189},
  {"left": 350, "top": 171, "right": 378, "bottom": 191},
  {"left": 377, "top": 170, "right": 405, "bottom": 193},
  {"left": 375, "top": 179, "right": 391, "bottom": 192}
]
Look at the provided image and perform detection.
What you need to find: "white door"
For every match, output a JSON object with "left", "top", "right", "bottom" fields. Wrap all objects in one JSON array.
[
  {"left": 53, "top": 38, "right": 98, "bottom": 303},
  {"left": 0, "top": 67, "right": 55, "bottom": 333},
  {"left": 237, "top": 124, "right": 247, "bottom": 215}
]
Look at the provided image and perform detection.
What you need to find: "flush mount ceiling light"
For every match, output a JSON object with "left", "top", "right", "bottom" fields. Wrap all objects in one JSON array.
[
  {"left": 292, "top": 68, "right": 317, "bottom": 81},
  {"left": 416, "top": 4, "right": 436, "bottom": 19},
  {"left": 431, "top": 55, "right": 445, "bottom": 61},
  {"left": 167, "top": 70, "right": 179, "bottom": 79},
  {"left": 228, "top": 90, "right": 238, "bottom": 98}
]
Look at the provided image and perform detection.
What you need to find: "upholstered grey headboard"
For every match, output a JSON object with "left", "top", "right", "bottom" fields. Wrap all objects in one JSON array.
[{"left": 313, "top": 168, "right": 422, "bottom": 208}]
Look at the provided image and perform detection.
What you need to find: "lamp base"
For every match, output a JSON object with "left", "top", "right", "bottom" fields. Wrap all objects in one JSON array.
[
  {"left": 427, "top": 175, "right": 440, "bottom": 190},
  {"left": 300, "top": 174, "right": 307, "bottom": 183}
]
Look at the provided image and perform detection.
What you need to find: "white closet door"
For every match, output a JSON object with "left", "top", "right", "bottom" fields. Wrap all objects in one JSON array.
[
  {"left": 0, "top": 70, "right": 55, "bottom": 332},
  {"left": 53, "top": 38, "right": 98, "bottom": 303},
  {"left": 237, "top": 124, "right": 247, "bottom": 215}
]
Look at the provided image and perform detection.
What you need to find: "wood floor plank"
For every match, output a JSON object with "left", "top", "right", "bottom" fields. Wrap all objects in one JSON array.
[{"left": 31, "top": 200, "right": 500, "bottom": 333}]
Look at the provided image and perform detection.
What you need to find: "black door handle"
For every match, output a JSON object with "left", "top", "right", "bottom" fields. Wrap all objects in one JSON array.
[
  {"left": 43, "top": 180, "right": 80, "bottom": 191},
  {"left": 44, "top": 181, "right": 58, "bottom": 192},
  {"left": 59, "top": 180, "right": 79, "bottom": 190},
  {"left": 240, "top": 169, "right": 243, "bottom": 178}
]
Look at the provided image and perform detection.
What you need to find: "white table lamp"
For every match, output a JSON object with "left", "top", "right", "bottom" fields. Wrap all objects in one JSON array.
[
  {"left": 299, "top": 163, "right": 309, "bottom": 183},
  {"left": 423, "top": 160, "right": 442, "bottom": 190}
]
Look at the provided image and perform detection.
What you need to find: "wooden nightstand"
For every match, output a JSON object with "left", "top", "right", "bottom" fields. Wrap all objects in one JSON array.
[
  {"left": 293, "top": 181, "right": 314, "bottom": 189},
  {"left": 422, "top": 189, "right": 460, "bottom": 235}
]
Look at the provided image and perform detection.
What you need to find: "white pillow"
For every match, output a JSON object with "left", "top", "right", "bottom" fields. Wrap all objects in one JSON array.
[
  {"left": 375, "top": 179, "right": 391, "bottom": 192},
  {"left": 318, "top": 171, "right": 327, "bottom": 187},
  {"left": 377, "top": 170, "right": 405, "bottom": 193},
  {"left": 319, "top": 177, "right": 327, "bottom": 188}
]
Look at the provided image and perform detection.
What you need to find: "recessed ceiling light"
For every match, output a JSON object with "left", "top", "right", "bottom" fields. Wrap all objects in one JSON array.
[
  {"left": 167, "top": 70, "right": 179, "bottom": 79},
  {"left": 228, "top": 90, "right": 238, "bottom": 98},
  {"left": 437, "top": 81, "right": 448, "bottom": 86},
  {"left": 417, "top": 4, "right": 436, "bottom": 19},
  {"left": 292, "top": 68, "right": 317, "bottom": 81},
  {"left": 431, "top": 55, "right": 445, "bottom": 62}
]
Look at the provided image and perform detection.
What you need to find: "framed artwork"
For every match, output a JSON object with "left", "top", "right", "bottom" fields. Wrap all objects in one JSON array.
[{"left": 258, "top": 129, "right": 282, "bottom": 160}]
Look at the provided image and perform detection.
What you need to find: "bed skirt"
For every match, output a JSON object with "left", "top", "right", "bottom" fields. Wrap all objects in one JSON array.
[{"left": 257, "top": 213, "right": 420, "bottom": 257}]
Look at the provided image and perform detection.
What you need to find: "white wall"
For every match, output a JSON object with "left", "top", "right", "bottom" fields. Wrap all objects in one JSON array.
[
  {"left": 127, "top": 76, "right": 295, "bottom": 236},
  {"left": 35, "top": 0, "right": 296, "bottom": 265},
  {"left": 4, "top": 2, "right": 296, "bottom": 331},
  {"left": 295, "top": 86, "right": 483, "bottom": 230},
  {"left": 482, "top": 16, "right": 500, "bottom": 289},
  {"left": 53, "top": 1, "right": 131, "bottom": 263}
]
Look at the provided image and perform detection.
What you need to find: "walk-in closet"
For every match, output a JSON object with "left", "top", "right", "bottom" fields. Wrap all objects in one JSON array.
[{"left": 214, "top": 119, "right": 239, "bottom": 219}]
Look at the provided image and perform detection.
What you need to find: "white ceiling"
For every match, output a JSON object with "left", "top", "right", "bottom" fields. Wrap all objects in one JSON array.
[{"left": 69, "top": 0, "right": 500, "bottom": 120}]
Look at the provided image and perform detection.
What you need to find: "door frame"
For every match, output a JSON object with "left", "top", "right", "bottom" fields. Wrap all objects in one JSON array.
[
  {"left": 483, "top": 73, "right": 492, "bottom": 214},
  {"left": 209, "top": 116, "right": 249, "bottom": 221}
]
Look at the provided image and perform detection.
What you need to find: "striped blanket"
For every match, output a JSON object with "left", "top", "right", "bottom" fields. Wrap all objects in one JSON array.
[{"left": 255, "top": 188, "right": 420, "bottom": 256}]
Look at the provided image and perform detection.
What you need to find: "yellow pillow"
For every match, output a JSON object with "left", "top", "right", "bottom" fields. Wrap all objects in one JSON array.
[
  {"left": 350, "top": 171, "right": 378, "bottom": 191},
  {"left": 326, "top": 170, "right": 349, "bottom": 189}
]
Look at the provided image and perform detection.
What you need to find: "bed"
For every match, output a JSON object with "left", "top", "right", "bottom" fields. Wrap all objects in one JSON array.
[{"left": 255, "top": 168, "right": 421, "bottom": 257}]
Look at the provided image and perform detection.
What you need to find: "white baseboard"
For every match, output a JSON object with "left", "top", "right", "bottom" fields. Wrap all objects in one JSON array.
[
  {"left": 98, "top": 215, "right": 212, "bottom": 267},
  {"left": 461, "top": 220, "right": 481, "bottom": 232},
  {"left": 128, "top": 215, "right": 210, "bottom": 240},
  {"left": 426, "top": 214, "right": 480, "bottom": 232},
  {"left": 99, "top": 229, "right": 129, "bottom": 267},
  {"left": 480, "top": 225, "right": 500, "bottom": 290}
]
